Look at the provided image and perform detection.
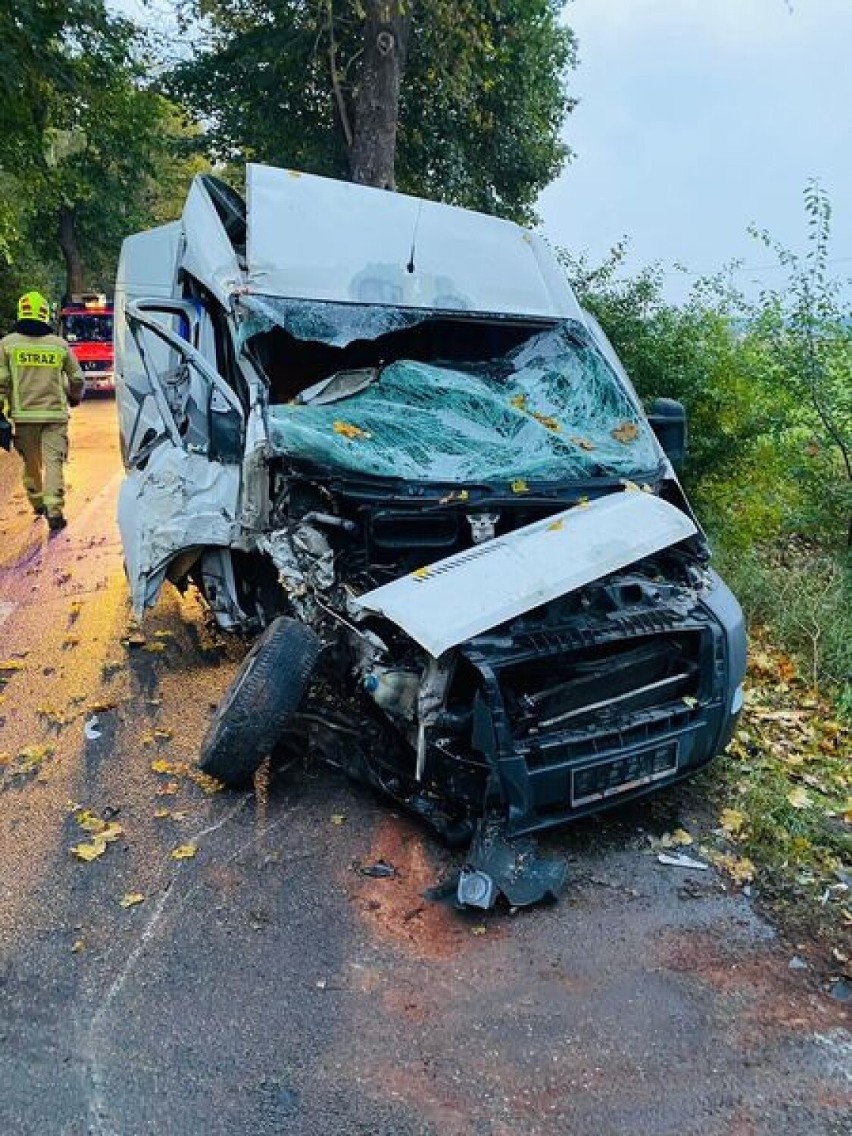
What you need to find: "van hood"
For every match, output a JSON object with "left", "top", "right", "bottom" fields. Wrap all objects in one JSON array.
[{"left": 352, "top": 490, "right": 699, "bottom": 657}]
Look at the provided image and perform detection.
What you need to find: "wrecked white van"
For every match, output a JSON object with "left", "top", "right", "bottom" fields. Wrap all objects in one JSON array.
[{"left": 115, "top": 165, "right": 746, "bottom": 876}]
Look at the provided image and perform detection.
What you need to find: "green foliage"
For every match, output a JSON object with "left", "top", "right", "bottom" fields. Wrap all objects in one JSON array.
[
  {"left": 0, "top": 2, "right": 204, "bottom": 305},
  {"left": 169, "top": 0, "right": 576, "bottom": 223},
  {"left": 564, "top": 184, "right": 852, "bottom": 554},
  {"left": 716, "top": 543, "right": 852, "bottom": 700}
]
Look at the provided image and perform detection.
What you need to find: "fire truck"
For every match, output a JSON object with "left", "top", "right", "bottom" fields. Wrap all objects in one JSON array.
[{"left": 58, "top": 293, "right": 115, "bottom": 394}]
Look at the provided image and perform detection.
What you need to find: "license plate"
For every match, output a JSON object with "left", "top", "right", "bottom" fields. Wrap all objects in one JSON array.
[{"left": 571, "top": 743, "right": 678, "bottom": 807}]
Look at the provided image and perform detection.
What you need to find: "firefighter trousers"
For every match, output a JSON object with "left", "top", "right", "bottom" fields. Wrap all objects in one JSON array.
[{"left": 13, "top": 421, "right": 69, "bottom": 516}]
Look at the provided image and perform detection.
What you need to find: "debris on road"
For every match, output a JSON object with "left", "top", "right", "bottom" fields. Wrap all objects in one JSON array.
[
  {"left": 433, "top": 820, "right": 568, "bottom": 910},
  {"left": 657, "top": 852, "right": 710, "bottom": 871},
  {"left": 355, "top": 859, "right": 396, "bottom": 879},
  {"left": 84, "top": 715, "right": 102, "bottom": 740}
]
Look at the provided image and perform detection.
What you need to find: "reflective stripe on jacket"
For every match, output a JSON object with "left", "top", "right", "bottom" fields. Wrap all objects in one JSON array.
[{"left": 0, "top": 332, "right": 85, "bottom": 423}]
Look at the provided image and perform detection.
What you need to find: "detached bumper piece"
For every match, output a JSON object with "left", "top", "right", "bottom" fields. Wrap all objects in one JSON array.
[
  {"left": 429, "top": 820, "right": 568, "bottom": 910},
  {"left": 430, "top": 605, "right": 733, "bottom": 840}
]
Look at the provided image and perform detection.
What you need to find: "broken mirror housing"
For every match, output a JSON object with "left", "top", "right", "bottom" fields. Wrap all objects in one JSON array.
[{"left": 114, "top": 164, "right": 747, "bottom": 855}]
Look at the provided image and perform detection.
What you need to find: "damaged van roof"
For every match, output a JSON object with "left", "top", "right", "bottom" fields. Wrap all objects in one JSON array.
[{"left": 182, "top": 164, "right": 584, "bottom": 321}]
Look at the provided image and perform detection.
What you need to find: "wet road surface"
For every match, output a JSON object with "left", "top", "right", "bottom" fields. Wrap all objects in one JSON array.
[{"left": 0, "top": 401, "right": 849, "bottom": 1136}]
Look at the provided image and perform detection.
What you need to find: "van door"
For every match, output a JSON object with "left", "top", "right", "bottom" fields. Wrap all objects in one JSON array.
[{"left": 117, "top": 301, "right": 246, "bottom": 614}]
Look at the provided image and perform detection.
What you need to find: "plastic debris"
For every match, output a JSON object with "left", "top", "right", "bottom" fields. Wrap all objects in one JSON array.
[
  {"left": 432, "top": 819, "right": 567, "bottom": 911},
  {"left": 657, "top": 852, "right": 710, "bottom": 871},
  {"left": 356, "top": 859, "right": 396, "bottom": 879},
  {"left": 84, "top": 716, "right": 102, "bottom": 740}
]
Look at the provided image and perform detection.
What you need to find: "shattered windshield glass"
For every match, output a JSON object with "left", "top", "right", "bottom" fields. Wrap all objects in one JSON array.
[{"left": 264, "top": 320, "right": 661, "bottom": 483}]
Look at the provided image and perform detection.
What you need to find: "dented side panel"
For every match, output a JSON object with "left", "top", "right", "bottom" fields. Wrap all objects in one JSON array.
[{"left": 118, "top": 444, "right": 241, "bottom": 614}]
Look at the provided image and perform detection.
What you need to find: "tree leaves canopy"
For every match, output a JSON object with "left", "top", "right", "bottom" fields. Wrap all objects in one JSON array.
[{"left": 170, "top": 0, "right": 577, "bottom": 223}]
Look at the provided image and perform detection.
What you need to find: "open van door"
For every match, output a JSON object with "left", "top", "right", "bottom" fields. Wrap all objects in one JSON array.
[{"left": 117, "top": 302, "right": 246, "bottom": 614}]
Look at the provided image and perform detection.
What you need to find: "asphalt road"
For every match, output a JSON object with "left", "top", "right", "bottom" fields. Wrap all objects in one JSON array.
[{"left": 0, "top": 401, "right": 849, "bottom": 1136}]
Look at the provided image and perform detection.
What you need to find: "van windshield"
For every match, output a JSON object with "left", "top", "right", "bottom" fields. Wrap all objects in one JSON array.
[{"left": 265, "top": 322, "right": 661, "bottom": 483}]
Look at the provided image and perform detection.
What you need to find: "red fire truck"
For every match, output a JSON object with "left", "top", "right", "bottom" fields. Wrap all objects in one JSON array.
[{"left": 58, "top": 293, "right": 115, "bottom": 394}]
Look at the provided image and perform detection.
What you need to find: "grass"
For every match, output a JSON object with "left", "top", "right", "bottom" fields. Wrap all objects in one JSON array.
[{"left": 696, "top": 538, "right": 852, "bottom": 956}]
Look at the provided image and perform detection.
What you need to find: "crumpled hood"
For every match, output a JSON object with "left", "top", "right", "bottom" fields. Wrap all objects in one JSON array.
[{"left": 352, "top": 491, "right": 698, "bottom": 657}]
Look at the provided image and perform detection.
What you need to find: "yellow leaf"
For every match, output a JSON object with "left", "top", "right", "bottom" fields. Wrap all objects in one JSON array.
[
  {"left": 671, "top": 828, "right": 694, "bottom": 846},
  {"left": 622, "top": 479, "right": 640, "bottom": 493},
  {"left": 143, "top": 642, "right": 167, "bottom": 653},
  {"left": 171, "top": 843, "right": 198, "bottom": 860},
  {"left": 153, "top": 630, "right": 174, "bottom": 639},
  {"left": 787, "top": 787, "right": 813, "bottom": 810},
  {"left": 510, "top": 394, "right": 528, "bottom": 410},
  {"left": 76, "top": 810, "right": 106, "bottom": 834},
  {"left": 720, "top": 808, "right": 746, "bottom": 835},
  {"left": 150, "top": 759, "right": 176, "bottom": 774},
  {"left": 546, "top": 519, "right": 565, "bottom": 532},
  {"left": 0, "top": 660, "right": 25, "bottom": 672},
  {"left": 99, "top": 823, "right": 123, "bottom": 843},
  {"left": 153, "top": 808, "right": 171, "bottom": 819},
  {"left": 119, "top": 892, "right": 145, "bottom": 908},
  {"left": 332, "top": 420, "right": 371, "bottom": 440},
  {"left": 531, "top": 411, "right": 561, "bottom": 432},
  {"left": 710, "top": 852, "right": 755, "bottom": 885},
  {"left": 510, "top": 479, "right": 529, "bottom": 494},
  {"left": 72, "top": 839, "right": 107, "bottom": 862},
  {"left": 612, "top": 422, "right": 639, "bottom": 444},
  {"left": 187, "top": 770, "right": 224, "bottom": 794}
]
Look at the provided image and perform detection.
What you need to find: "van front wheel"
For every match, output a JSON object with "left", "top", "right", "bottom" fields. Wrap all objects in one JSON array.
[{"left": 198, "top": 616, "right": 322, "bottom": 786}]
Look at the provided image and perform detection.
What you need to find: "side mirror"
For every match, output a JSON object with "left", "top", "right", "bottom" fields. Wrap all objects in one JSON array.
[{"left": 647, "top": 398, "right": 687, "bottom": 469}]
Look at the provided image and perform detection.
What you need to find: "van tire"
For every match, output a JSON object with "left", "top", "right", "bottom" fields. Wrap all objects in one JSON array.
[{"left": 198, "top": 616, "right": 322, "bottom": 786}]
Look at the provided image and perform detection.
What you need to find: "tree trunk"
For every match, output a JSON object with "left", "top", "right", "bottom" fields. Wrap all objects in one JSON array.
[
  {"left": 59, "top": 205, "right": 84, "bottom": 299},
  {"left": 349, "top": 1, "right": 413, "bottom": 189}
]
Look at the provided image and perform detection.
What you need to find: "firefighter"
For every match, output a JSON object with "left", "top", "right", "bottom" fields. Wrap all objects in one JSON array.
[{"left": 0, "top": 291, "right": 85, "bottom": 532}]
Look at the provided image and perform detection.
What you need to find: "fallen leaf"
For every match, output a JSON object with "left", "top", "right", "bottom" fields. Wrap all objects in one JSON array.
[
  {"left": 570, "top": 436, "right": 596, "bottom": 451},
  {"left": 119, "top": 892, "right": 145, "bottom": 908},
  {"left": 710, "top": 852, "right": 756, "bottom": 885},
  {"left": 330, "top": 813, "right": 347, "bottom": 826},
  {"left": 671, "top": 828, "right": 694, "bottom": 846},
  {"left": 720, "top": 808, "right": 746, "bottom": 835},
  {"left": 0, "top": 660, "right": 25, "bottom": 672},
  {"left": 171, "top": 844, "right": 198, "bottom": 860},
  {"left": 71, "top": 939, "right": 85, "bottom": 953},
  {"left": 510, "top": 479, "right": 529, "bottom": 494},
  {"left": 612, "top": 422, "right": 639, "bottom": 444},
  {"left": 143, "top": 642, "right": 167, "bottom": 653},
  {"left": 510, "top": 394, "right": 528, "bottom": 411},
  {"left": 156, "top": 781, "right": 180, "bottom": 796},
  {"left": 471, "top": 925, "right": 487, "bottom": 936},
  {"left": 332, "top": 420, "right": 371, "bottom": 440},
  {"left": 72, "top": 839, "right": 107, "bottom": 862},
  {"left": 153, "top": 808, "right": 171, "bottom": 819},
  {"left": 153, "top": 630, "right": 175, "bottom": 640},
  {"left": 531, "top": 411, "right": 561, "bottom": 432},
  {"left": 150, "top": 759, "right": 177, "bottom": 774}
]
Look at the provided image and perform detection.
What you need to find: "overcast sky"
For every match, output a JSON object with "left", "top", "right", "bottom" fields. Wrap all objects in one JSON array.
[{"left": 538, "top": 0, "right": 852, "bottom": 300}]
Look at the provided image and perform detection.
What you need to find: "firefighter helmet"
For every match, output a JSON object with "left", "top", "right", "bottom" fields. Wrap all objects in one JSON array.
[{"left": 17, "top": 291, "right": 51, "bottom": 324}]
